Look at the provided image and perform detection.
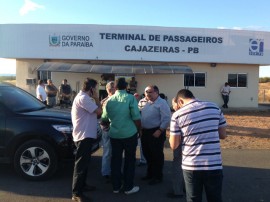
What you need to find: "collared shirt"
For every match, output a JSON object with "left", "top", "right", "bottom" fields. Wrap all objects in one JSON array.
[
  {"left": 71, "top": 90, "right": 98, "bottom": 142},
  {"left": 45, "top": 84, "right": 57, "bottom": 97},
  {"left": 99, "top": 80, "right": 107, "bottom": 90},
  {"left": 139, "top": 96, "right": 171, "bottom": 129},
  {"left": 36, "top": 85, "right": 47, "bottom": 101},
  {"left": 100, "top": 96, "right": 110, "bottom": 131},
  {"left": 101, "top": 90, "right": 141, "bottom": 139},
  {"left": 221, "top": 85, "right": 231, "bottom": 96},
  {"left": 170, "top": 99, "right": 227, "bottom": 171}
]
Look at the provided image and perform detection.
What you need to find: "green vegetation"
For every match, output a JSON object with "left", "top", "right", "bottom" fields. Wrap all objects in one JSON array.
[{"left": 259, "top": 77, "right": 270, "bottom": 83}]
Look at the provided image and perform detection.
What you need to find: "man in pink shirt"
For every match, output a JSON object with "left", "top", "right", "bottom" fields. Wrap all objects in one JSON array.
[{"left": 71, "top": 78, "right": 102, "bottom": 202}]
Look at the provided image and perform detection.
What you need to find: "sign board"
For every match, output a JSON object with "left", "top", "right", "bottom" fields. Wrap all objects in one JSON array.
[{"left": 0, "top": 24, "right": 270, "bottom": 64}]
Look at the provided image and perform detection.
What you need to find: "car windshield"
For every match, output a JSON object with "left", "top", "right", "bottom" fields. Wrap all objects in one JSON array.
[{"left": 0, "top": 86, "right": 46, "bottom": 112}]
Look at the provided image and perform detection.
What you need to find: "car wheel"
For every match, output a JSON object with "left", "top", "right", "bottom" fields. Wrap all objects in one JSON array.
[{"left": 14, "top": 140, "right": 58, "bottom": 181}]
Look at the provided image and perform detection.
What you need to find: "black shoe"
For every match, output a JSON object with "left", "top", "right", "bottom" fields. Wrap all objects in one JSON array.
[
  {"left": 148, "top": 178, "right": 162, "bottom": 185},
  {"left": 141, "top": 175, "right": 152, "bottom": 181},
  {"left": 83, "top": 185, "right": 96, "bottom": 192},
  {"left": 104, "top": 175, "right": 110, "bottom": 179},
  {"left": 103, "top": 175, "right": 111, "bottom": 183},
  {"left": 72, "top": 194, "right": 91, "bottom": 202},
  {"left": 166, "top": 192, "right": 184, "bottom": 199}
]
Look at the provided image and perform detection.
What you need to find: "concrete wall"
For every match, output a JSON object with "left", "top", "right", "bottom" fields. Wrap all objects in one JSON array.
[
  {"left": 16, "top": 59, "right": 43, "bottom": 96},
  {"left": 16, "top": 59, "right": 259, "bottom": 108}
]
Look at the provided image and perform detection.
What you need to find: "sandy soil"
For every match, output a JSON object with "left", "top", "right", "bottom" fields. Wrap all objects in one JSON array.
[
  {"left": 166, "top": 110, "right": 270, "bottom": 150},
  {"left": 221, "top": 111, "right": 270, "bottom": 149}
]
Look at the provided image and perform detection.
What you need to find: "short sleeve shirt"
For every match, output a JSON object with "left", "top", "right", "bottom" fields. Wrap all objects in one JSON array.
[
  {"left": 101, "top": 90, "right": 141, "bottom": 139},
  {"left": 71, "top": 90, "right": 98, "bottom": 142}
]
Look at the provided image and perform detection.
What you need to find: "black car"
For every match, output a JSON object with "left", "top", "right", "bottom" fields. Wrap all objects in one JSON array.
[{"left": 0, "top": 82, "right": 101, "bottom": 181}]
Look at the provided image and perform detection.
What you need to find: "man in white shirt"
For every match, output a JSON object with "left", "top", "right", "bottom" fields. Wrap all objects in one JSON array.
[
  {"left": 220, "top": 82, "right": 231, "bottom": 108},
  {"left": 36, "top": 80, "right": 47, "bottom": 105}
]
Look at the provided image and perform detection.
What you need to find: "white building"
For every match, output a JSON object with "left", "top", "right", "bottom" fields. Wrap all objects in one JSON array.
[{"left": 1, "top": 24, "right": 270, "bottom": 108}]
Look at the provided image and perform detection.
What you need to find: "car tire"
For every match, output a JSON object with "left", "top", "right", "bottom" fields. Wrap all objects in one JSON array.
[{"left": 13, "top": 140, "right": 58, "bottom": 181}]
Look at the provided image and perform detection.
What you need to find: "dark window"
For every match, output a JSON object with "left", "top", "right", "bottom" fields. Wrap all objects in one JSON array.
[
  {"left": 184, "top": 73, "right": 206, "bottom": 87},
  {"left": 38, "top": 71, "right": 51, "bottom": 83},
  {"left": 184, "top": 73, "right": 194, "bottom": 87},
  {"left": 228, "top": 73, "right": 247, "bottom": 87}
]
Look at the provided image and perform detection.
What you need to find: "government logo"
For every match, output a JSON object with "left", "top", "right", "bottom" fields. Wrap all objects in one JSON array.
[
  {"left": 49, "top": 35, "right": 61, "bottom": 46},
  {"left": 249, "top": 39, "right": 264, "bottom": 56}
]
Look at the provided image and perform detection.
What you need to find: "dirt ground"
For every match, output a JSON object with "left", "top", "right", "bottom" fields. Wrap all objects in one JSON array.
[
  {"left": 166, "top": 110, "right": 270, "bottom": 150},
  {"left": 221, "top": 110, "right": 270, "bottom": 149}
]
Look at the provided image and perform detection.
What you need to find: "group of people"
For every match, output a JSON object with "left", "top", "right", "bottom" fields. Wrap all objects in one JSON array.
[
  {"left": 36, "top": 78, "right": 73, "bottom": 108},
  {"left": 70, "top": 77, "right": 228, "bottom": 202}
]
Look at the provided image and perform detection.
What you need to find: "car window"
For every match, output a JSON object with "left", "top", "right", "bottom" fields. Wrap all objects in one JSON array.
[{"left": 0, "top": 87, "right": 45, "bottom": 112}]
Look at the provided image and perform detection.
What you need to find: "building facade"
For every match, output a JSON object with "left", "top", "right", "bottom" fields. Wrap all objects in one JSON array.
[{"left": 1, "top": 24, "right": 270, "bottom": 108}]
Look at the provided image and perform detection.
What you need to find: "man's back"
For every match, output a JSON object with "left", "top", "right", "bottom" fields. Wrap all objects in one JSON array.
[
  {"left": 103, "top": 90, "right": 140, "bottom": 139},
  {"left": 170, "top": 100, "right": 227, "bottom": 171}
]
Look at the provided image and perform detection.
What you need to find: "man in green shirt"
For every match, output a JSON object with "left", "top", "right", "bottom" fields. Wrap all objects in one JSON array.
[{"left": 101, "top": 78, "right": 141, "bottom": 195}]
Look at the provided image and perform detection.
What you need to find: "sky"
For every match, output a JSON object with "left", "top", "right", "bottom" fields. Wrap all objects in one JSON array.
[{"left": 1, "top": 0, "right": 270, "bottom": 77}]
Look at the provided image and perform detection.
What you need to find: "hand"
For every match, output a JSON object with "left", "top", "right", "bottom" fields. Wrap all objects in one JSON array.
[
  {"left": 153, "top": 130, "right": 162, "bottom": 138},
  {"left": 138, "top": 130, "right": 142, "bottom": 139}
]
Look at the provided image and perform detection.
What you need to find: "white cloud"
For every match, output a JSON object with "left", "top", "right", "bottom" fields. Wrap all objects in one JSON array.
[
  {"left": 19, "top": 0, "right": 45, "bottom": 16},
  {"left": 217, "top": 26, "right": 270, "bottom": 32}
]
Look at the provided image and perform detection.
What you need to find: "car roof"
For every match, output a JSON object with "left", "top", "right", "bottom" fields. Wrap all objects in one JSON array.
[{"left": 0, "top": 82, "right": 16, "bottom": 87}]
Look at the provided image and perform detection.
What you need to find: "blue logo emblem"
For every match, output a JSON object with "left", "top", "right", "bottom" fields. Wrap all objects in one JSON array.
[
  {"left": 49, "top": 35, "right": 61, "bottom": 46},
  {"left": 249, "top": 39, "right": 264, "bottom": 56}
]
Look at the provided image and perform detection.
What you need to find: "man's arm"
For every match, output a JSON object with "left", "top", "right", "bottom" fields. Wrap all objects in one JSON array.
[
  {"left": 218, "top": 126, "right": 227, "bottom": 139},
  {"left": 93, "top": 99, "right": 102, "bottom": 118},
  {"left": 169, "top": 134, "right": 181, "bottom": 150}
]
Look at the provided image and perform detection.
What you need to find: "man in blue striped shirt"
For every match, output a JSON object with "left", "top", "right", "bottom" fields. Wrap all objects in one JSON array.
[{"left": 169, "top": 89, "right": 227, "bottom": 202}]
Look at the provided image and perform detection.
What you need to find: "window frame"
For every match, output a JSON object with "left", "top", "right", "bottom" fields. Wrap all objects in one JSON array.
[
  {"left": 37, "top": 71, "right": 51, "bottom": 84},
  {"left": 228, "top": 73, "right": 247, "bottom": 88},
  {"left": 184, "top": 72, "right": 206, "bottom": 88}
]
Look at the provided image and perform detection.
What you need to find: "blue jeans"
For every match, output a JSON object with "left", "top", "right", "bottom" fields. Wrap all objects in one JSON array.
[
  {"left": 183, "top": 169, "right": 223, "bottom": 202},
  {"left": 110, "top": 134, "right": 137, "bottom": 191},
  {"left": 101, "top": 130, "right": 111, "bottom": 176},
  {"left": 138, "top": 137, "right": 146, "bottom": 163},
  {"left": 172, "top": 144, "right": 184, "bottom": 195}
]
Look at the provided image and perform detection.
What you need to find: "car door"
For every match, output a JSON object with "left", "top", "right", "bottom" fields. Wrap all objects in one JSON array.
[{"left": 0, "top": 103, "right": 6, "bottom": 157}]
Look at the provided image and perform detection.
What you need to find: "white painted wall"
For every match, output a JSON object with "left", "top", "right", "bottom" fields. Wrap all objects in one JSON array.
[{"left": 16, "top": 59, "right": 259, "bottom": 108}]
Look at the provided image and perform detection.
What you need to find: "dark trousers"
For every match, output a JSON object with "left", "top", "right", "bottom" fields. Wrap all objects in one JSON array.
[
  {"left": 172, "top": 144, "right": 185, "bottom": 195},
  {"left": 183, "top": 169, "right": 223, "bottom": 202},
  {"left": 99, "top": 90, "right": 108, "bottom": 101},
  {"left": 141, "top": 128, "right": 166, "bottom": 180},
  {"left": 222, "top": 95, "right": 229, "bottom": 108},
  {"left": 110, "top": 134, "right": 137, "bottom": 191},
  {"left": 72, "top": 138, "right": 94, "bottom": 196}
]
